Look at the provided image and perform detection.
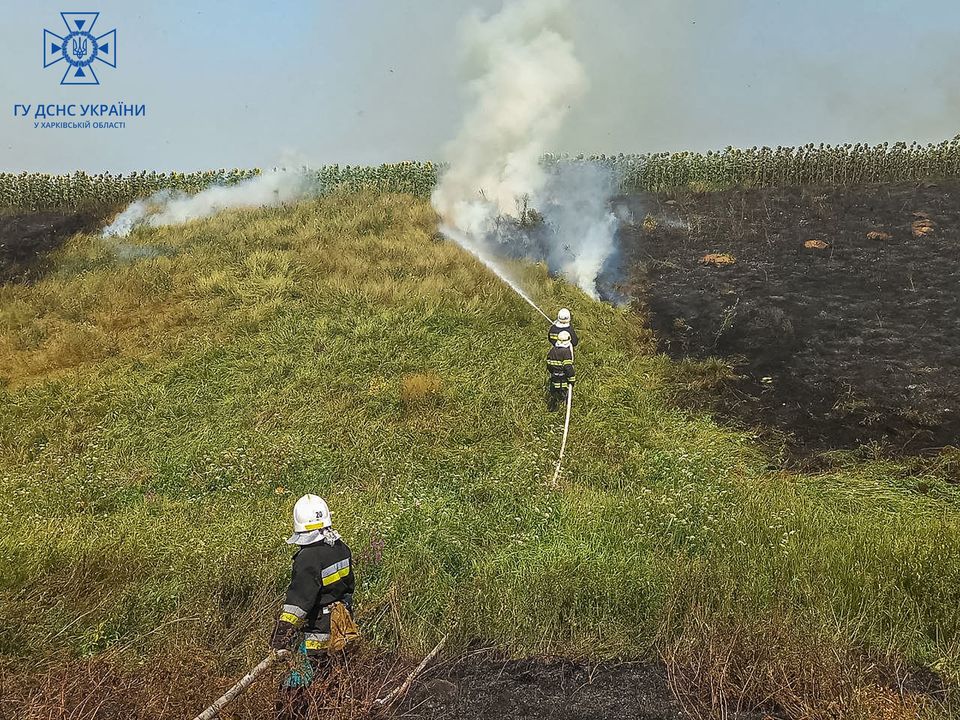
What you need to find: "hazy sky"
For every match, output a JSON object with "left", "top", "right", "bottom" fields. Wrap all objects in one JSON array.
[{"left": 1, "top": 0, "right": 958, "bottom": 172}]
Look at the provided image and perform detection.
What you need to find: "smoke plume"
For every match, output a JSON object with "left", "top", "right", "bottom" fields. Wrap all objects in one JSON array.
[
  {"left": 101, "top": 170, "right": 318, "bottom": 238},
  {"left": 432, "top": 0, "right": 621, "bottom": 300}
]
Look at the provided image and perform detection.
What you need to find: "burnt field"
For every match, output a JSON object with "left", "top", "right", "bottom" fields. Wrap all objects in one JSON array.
[
  {"left": 406, "top": 656, "right": 686, "bottom": 720},
  {"left": 621, "top": 181, "right": 960, "bottom": 464},
  {"left": 0, "top": 209, "right": 104, "bottom": 283}
]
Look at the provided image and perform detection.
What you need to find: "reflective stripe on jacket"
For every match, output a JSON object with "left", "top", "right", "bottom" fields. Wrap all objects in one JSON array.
[
  {"left": 548, "top": 324, "right": 579, "bottom": 347},
  {"left": 546, "top": 345, "right": 575, "bottom": 384},
  {"left": 279, "top": 539, "right": 355, "bottom": 655}
]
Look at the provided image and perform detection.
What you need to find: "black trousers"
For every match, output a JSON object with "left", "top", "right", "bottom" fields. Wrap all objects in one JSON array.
[{"left": 547, "top": 377, "right": 568, "bottom": 409}]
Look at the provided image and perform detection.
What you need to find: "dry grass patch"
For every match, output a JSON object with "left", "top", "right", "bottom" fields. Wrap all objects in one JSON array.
[{"left": 400, "top": 373, "right": 444, "bottom": 412}]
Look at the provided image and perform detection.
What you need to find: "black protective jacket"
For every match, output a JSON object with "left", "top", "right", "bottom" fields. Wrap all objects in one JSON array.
[
  {"left": 278, "top": 539, "right": 354, "bottom": 654},
  {"left": 548, "top": 323, "right": 579, "bottom": 347},
  {"left": 546, "top": 344, "right": 576, "bottom": 387}
]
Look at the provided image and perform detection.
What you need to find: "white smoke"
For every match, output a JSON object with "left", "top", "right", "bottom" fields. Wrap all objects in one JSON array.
[
  {"left": 432, "top": 0, "right": 620, "bottom": 299},
  {"left": 101, "top": 170, "right": 317, "bottom": 238}
]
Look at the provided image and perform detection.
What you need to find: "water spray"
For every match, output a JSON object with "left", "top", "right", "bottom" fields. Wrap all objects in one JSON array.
[
  {"left": 439, "top": 224, "right": 552, "bottom": 323},
  {"left": 432, "top": 0, "right": 594, "bottom": 487},
  {"left": 430, "top": 0, "right": 621, "bottom": 301},
  {"left": 440, "top": 221, "right": 577, "bottom": 485}
]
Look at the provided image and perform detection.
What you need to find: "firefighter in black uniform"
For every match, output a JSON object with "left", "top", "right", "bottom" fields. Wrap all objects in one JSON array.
[
  {"left": 270, "top": 494, "right": 355, "bottom": 719},
  {"left": 548, "top": 307, "right": 579, "bottom": 347},
  {"left": 546, "top": 330, "right": 576, "bottom": 411}
]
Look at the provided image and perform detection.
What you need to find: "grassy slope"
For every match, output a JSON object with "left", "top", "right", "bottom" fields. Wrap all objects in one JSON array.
[{"left": 1, "top": 192, "right": 959, "bottom": 713}]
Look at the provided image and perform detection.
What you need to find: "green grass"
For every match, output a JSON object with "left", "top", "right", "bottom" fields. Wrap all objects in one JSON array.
[{"left": 1, "top": 192, "right": 958, "bottom": 716}]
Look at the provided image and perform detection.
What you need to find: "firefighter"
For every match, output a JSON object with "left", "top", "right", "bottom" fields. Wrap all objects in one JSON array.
[
  {"left": 548, "top": 308, "right": 579, "bottom": 347},
  {"left": 546, "top": 330, "right": 576, "bottom": 411},
  {"left": 270, "top": 494, "right": 357, "bottom": 719}
]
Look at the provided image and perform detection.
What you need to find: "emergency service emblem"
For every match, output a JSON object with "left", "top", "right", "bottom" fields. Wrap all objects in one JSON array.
[{"left": 43, "top": 12, "right": 117, "bottom": 85}]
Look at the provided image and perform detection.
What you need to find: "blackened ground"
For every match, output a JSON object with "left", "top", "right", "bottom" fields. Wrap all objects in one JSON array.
[
  {"left": 402, "top": 656, "right": 704, "bottom": 720},
  {"left": 0, "top": 209, "right": 104, "bottom": 282},
  {"left": 620, "top": 182, "right": 960, "bottom": 463}
]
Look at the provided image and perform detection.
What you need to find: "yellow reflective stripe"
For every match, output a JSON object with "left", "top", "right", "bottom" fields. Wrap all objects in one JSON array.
[
  {"left": 562, "top": 360, "right": 573, "bottom": 365},
  {"left": 303, "top": 521, "right": 328, "bottom": 530},
  {"left": 282, "top": 603, "right": 307, "bottom": 618},
  {"left": 305, "top": 637, "right": 329, "bottom": 650},
  {"left": 321, "top": 566, "right": 350, "bottom": 586},
  {"left": 321, "top": 559, "right": 349, "bottom": 579},
  {"left": 279, "top": 612, "right": 303, "bottom": 626}
]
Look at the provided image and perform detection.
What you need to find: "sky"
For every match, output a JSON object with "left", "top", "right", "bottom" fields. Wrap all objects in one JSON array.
[{"left": 1, "top": 0, "right": 958, "bottom": 173}]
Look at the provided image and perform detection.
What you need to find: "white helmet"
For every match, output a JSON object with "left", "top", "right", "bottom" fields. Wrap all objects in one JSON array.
[
  {"left": 556, "top": 330, "right": 572, "bottom": 348},
  {"left": 292, "top": 494, "right": 332, "bottom": 533},
  {"left": 556, "top": 308, "right": 571, "bottom": 326}
]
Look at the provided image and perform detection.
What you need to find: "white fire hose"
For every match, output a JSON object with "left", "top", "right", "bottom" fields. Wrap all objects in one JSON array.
[
  {"left": 522, "top": 299, "right": 575, "bottom": 485},
  {"left": 191, "top": 650, "right": 290, "bottom": 720},
  {"left": 551, "top": 342, "right": 573, "bottom": 484},
  {"left": 440, "top": 224, "right": 576, "bottom": 482},
  {"left": 551, "top": 383, "right": 573, "bottom": 484}
]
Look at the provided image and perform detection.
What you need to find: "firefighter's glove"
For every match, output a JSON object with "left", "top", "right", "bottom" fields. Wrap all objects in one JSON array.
[{"left": 269, "top": 619, "right": 298, "bottom": 651}]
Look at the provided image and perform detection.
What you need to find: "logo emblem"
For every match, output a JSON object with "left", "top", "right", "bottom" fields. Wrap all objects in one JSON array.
[{"left": 43, "top": 12, "right": 116, "bottom": 85}]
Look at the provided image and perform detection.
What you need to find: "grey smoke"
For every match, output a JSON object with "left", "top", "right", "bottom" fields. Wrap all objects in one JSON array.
[
  {"left": 101, "top": 170, "right": 318, "bottom": 238},
  {"left": 536, "top": 162, "right": 620, "bottom": 298}
]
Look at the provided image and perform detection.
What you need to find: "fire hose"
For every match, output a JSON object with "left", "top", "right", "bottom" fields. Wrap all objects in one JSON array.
[
  {"left": 189, "top": 634, "right": 449, "bottom": 719},
  {"left": 191, "top": 650, "right": 291, "bottom": 720},
  {"left": 551, "top": 382, "right": 573, "bottom": 485},
  {"left": 550, "top": 341, "right": 573, "bottom": 484},
  {"left": 189, "top": 249, "right": 572, "bottom": 718},
  {"left": 508, "top": 291, "right": 575, "bottom": 485},
  {"left": 440, "top": 225, "right": 576, "bottom": 482}
]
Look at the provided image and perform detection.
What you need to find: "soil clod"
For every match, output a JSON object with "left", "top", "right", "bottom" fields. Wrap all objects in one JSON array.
[{"left": 701, "top": 253, "right": 736, "bottom": 266}]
